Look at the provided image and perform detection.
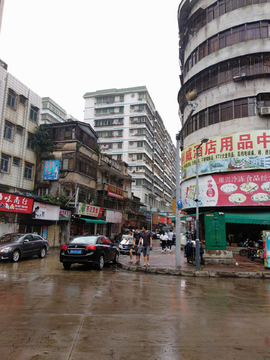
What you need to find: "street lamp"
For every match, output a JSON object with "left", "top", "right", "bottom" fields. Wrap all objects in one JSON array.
[{"left": 195, "top": 136, "right": 209, "bottom": 270}]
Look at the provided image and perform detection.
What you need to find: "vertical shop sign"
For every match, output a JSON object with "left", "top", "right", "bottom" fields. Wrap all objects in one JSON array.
[{"left": 43, "top": 160, "right": 60, "bottom": 180}]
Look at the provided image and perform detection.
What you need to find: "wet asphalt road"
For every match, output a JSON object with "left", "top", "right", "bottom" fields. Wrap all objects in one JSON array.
[{"left": 0, "top": 251, "right": 270, "bottom": 360}]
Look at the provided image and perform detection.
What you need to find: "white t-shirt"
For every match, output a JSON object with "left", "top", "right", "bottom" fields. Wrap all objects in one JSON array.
[{"left": 160, "top": 234, "right": 168, "bottom": 241}]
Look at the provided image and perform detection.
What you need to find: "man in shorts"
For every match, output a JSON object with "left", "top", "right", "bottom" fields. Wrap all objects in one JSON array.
[
  {"left": 134, "top": 228, "right": 142, "bottom": 265},
  {"left": 138, "top": 225, "right": 152, "bottom": 267}
]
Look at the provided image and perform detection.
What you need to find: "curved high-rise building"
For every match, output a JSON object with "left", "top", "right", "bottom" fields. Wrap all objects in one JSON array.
[{"left": 177, "top": 0, "right": 270, "bottom": 247}]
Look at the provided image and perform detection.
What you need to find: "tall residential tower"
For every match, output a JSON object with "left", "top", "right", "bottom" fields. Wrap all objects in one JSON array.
[{"left": 84, "top": 86, "right": 176, "bottom": 215}]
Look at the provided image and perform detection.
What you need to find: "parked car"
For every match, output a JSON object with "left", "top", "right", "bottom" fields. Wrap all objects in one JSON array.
[
  {"left": 152, "top": 231, "right": 161, "bottom": 240},
  {"left": 118, "top": 234, "right": 143, "bottom": 254},
  {"left": 60, "top": 235, "right": 119, "bottom": 270},
  {"left": 0, "top": 233, "right": 49, "bottom": 262},
  {"left": 118, "top": 234, "right": 131, "bottom": 254}
]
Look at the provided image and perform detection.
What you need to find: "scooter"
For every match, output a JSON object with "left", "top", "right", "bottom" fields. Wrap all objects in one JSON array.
[
  {"left": 239, "top": 238, "right": 263, "bottom": 256},
  {"left": 247, "top": 247, "right": 264, "bottom": 263}
]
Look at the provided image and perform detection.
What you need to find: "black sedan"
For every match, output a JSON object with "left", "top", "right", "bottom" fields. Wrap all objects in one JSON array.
[
  {"left": 0, "top": 233, "right": 49, "bottom": 262},
  {"left": 60, "top": 235, "right": 119, "bottom": 270}
]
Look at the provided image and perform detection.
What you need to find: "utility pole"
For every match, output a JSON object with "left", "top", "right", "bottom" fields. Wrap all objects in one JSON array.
[{"left": 175, "top": 132, "right": 181, "bottom": 267}]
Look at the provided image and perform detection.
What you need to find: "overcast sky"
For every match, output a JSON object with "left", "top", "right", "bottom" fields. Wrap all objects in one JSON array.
[{"left": 1, "top": 0, "right": 181, "bottom": 143}]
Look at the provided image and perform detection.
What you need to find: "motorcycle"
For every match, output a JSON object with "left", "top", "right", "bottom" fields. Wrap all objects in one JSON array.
[
  {"left": 239, "top": 238, "right": 263, "bottom": 256},
  {"left": 247, "top": 247, "right": 264, "bottom": 263}
]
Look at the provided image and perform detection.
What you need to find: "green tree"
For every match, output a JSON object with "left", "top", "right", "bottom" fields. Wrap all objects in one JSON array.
[{"left": 32, "top": 125, "right": 53, "bottom": 158}]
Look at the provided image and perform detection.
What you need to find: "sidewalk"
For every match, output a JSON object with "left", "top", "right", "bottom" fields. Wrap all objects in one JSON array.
[{"left": 117, "top": 240, "right": 270, "bottom": 278}]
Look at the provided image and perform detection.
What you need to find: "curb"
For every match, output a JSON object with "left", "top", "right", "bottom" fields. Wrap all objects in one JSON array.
[{"left": 117, "top": 262, "right": 270, "bottom": 279}]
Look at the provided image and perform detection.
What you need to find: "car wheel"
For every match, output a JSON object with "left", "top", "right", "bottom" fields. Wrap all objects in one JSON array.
[
  {"left": 63, "top": 263, "right": 71, "bottom": 270},
  {"left": 97, "top": 255, "right": 105, "bottom": 270},
  {"left": 113, "top": 252, "right": 119, "bottom": 264},
  {"left": 38, "top": 247, "right": 46, "bottom": 258},
  {"left": 12, "top": 250, "right": 20, "bottom": 263}
]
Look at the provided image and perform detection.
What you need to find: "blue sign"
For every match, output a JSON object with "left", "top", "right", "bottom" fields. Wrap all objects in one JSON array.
[
  {"left": 177, "top": 200, "right": 183, "bottom": 210},
  {"left": 43, "top": 160, "right": 60, "bottom": 180}
]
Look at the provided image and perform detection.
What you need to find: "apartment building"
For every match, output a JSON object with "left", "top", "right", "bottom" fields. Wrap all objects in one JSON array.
[
  {"left": 41, "top": 97, "right": 79, "bottom": 124},
  {"left": 177, "top": 0, "right": 270, "bottom": 246},
  {"left": 83, "top": 86, "right": 176, "bottom": 215},
  {"left": 0, "top": 61, "right": 42, "bottom": 193},
  {"left": 0, "top": 60, "right": 42, "bottom": 235}
]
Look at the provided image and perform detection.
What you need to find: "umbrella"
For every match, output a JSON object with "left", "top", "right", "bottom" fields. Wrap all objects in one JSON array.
[{"left": 162, "top": 226, "right": 173, "bottom": 231}]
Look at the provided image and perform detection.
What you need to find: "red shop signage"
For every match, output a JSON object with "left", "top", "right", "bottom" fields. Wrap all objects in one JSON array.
[
  {"left": 182, "top": 170, "right": 270, "bottom": 208},
  {"left": 0, "top": 192, "right": 33, "bottom": 213},
  {"left": 108, "top": 185, "right": 124, "bottom": 200}
]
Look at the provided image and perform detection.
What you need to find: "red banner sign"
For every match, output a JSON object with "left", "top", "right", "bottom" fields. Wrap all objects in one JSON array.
[
  {"left": 108, "top": 185, "right": 124, "bottom": 200},
  {"left": 182, "top": 170, "right": 270, "bottom": 208},
  {"left": 0, "top": 193, "right": 33, "bottom": 213}
]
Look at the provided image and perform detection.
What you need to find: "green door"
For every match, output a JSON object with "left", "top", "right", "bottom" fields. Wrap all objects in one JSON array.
[{"left": 204, "top": 212, "right": 226, "bottom": 250}]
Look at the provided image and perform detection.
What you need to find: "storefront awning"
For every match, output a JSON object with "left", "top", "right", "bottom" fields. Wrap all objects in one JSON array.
[
  {"left": 225, "top": 212, "right": 270, "bottom": 225},
  {"left": 80, "top": 218, "right": 107, "bottom": 224}
]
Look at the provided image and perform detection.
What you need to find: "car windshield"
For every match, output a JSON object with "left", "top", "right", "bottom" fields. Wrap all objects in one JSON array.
[
  {"left": 69, "top": 236, "right": 97, "bottom": 245},
  {"left": 0, "top": 234, "right": 22, "bottom": 243}
]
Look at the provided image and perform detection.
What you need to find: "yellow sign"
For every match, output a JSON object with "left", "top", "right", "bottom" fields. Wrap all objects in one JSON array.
[
  {"left": 172, "top": 199, "right": 176, "bottom": 213},
  {"left": 181, "top": 130, "right": 270, "bottom": 180}
]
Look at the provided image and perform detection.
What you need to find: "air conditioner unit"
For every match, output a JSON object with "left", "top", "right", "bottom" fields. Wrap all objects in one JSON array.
[
  {"left": 130, "top": 129, "right": 134, "bottom": 133},
  {"left": 130, "top": 142, "right": 134, "bottom": 146},
  {"left": 260, "top": 107, "right": 270, "bottom": 116}
]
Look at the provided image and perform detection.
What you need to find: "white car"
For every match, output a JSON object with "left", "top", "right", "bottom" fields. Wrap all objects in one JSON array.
[
  {"left": 118, "top": 234, "right": 143, "bottom": 254},
  {"left": 118, "top": 235, "right": 131, "bottom": 254}
]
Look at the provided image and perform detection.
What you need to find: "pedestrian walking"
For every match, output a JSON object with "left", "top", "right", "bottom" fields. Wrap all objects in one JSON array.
[
  {"left": 138, "top": 225, "right": 152, "bottom": 267},
  {"left": 134, "top": 228, "right": 142, "bottom": 265},
  {"left": 160, "top": 231, "right": 168, "bottom": 252},
  {"left": 167, "top": 230, "right": 174, "bottom": 251},
  {"left": 125, "top": 229, "right": 135, "bottom": 264}
]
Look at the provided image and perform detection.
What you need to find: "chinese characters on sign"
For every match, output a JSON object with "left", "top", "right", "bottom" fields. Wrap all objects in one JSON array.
[
  {"left": 106, "top": 210, "right": 122, "bottom": 223},
  {"left": 182, "top": 170, "right": 270, "bottom": 209},
  {"left": 153, "top": 213, "right": 159, "bottom": 225},
  {"left": 181, "top": 131, "right": 270, "bottom": 180},
  {"left": 78, "top": 203, "right": 103, "bottom": 218},
  {"left": 108, "top": 185, "right": 124, "bottom": 200},
  {"left": 43, "top": 160, "right": 60, "bottom": 180},
  {"left": 59, "top": 209, "right": 71, "bottom": 221},
  {"left": 0, "top": 193, "right": 33, "bottom": 213}
]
